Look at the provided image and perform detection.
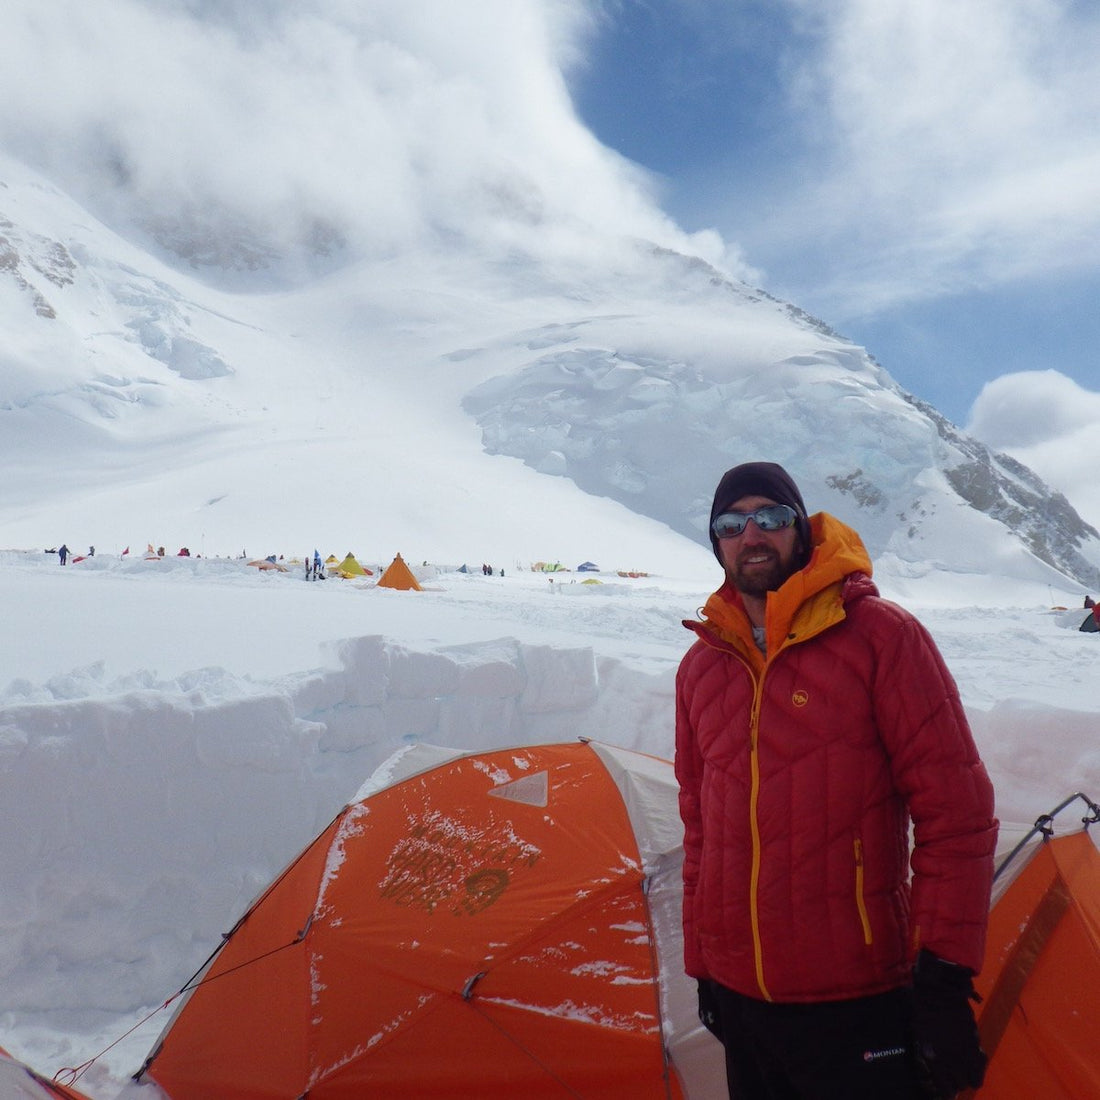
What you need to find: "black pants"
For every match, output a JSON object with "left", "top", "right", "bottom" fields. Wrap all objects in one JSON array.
[{"left": 706, "top": 981, "right": 930, "bottom": 1100}]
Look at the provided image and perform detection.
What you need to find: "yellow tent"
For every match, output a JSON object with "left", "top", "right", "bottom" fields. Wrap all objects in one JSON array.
[
  {"left": 335, "top": 553, "right": 371, "bottom": 578},
  {"left": 377, "top": 553, "right": 422, "bottom": 591}
]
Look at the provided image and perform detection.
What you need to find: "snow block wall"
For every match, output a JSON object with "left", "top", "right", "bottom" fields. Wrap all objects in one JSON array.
[{"left": 0, "top": 633, "right": 676, "bottom": 1035}]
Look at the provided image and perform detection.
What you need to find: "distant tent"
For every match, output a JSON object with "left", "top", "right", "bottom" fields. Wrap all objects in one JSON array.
[
  {"left": 576, "top": 561, "right": 599, "bottom": 572},
  {"left": 133, "top": 741, "right": 724, "bottom": 1098},
  {"left": 581, "top": 578, "right": 603, "bottom": 585},
  {"left": 0, "top": 1046, "right": 94, "bottom": 1099},
  {"left": 968, "top": 794, "right": 1100, "bottom": 1099},
  {"left": 377, "top": 553, "right": 422, "bottom": 591},
  {"left": 325, "top": 554, "right": 339, "bottom": 564},
  {"left": 248, "top": 559, "right": 289, "bottom": 573},
  {"left": 335, "top": 553, "right": 372, "bottom": 578}
]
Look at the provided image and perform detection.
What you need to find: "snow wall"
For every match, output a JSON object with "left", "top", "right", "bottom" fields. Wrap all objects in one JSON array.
[{"left": 0, "top": 635, "right": 673, "bottom": 1030}]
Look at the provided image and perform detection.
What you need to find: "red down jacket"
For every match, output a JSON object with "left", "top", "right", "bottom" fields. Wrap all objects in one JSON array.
[{"left": 675, "top": 512, "right": 997, "bottom": 1003}]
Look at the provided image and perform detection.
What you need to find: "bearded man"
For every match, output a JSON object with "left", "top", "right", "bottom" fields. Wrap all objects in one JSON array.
[{"left": 675, "top": 462, "right": 997, "bottom": 1100}]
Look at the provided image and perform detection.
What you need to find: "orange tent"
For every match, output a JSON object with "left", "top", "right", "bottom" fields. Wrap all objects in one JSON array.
[
  {"left": 134, "top": 741, "right": 724, "bottom": 1098},
  {"left": 967, "top": 794, "right": 1100, "bottom": 1100},
  {"left": 0, "top": 1046, "right": 94, "bottom": 1099},
  {"left": 376, "top": 552, "right": 422, "bottom": 591}
]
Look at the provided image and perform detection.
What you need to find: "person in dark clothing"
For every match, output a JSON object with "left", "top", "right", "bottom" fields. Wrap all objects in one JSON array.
[{"left": 58, "top": 544, "right": 69, "bottom": 565}]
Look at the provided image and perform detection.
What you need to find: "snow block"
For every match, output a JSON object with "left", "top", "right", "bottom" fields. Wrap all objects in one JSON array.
[{"left": 518, "top": 643, "right": 598, "bottom": 713}]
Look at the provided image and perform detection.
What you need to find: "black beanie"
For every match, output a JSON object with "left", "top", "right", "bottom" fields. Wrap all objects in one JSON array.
[{"left": 708, "top": 461, "right": 812, "bottom": 565}]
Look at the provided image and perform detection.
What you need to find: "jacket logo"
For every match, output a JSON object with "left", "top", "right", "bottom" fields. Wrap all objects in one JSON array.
[
  {"left": 792, "top": 689, "right": 809, "bottom": 707},
  {"left": 863, "top": 1046, "right": 906, "bottom": 1062}
]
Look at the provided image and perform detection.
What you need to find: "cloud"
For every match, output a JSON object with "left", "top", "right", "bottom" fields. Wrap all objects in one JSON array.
[
  {"left": 693, "top": 0, "right": 1100, "bottom": 320},
  {"left": 967, "top": 370, "right": 1100, "bottom": 448},
  {"left": 967, "top": 370, "right": 1100, "bottom": 529},
  {"left": 0, "top": 0, "right": 716, "bottom": 277}
]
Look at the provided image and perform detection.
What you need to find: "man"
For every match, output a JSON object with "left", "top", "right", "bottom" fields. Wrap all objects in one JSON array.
[{"left": 675, "top": 462, "right": 997, "bottom": 1100}]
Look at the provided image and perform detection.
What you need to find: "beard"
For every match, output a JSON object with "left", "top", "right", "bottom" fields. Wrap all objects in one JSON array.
[{"left": 727, "top": 546, "right": 799, "bottom": 597}]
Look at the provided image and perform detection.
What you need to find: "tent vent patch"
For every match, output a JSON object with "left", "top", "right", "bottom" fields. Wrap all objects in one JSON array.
[{"left": 488, "top": 771, "right": 549, "bottom": 808}]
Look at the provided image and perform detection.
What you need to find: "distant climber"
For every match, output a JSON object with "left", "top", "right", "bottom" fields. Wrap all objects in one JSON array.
[{"left": 58, "top": 544, "right": 69, "bottom": 565}]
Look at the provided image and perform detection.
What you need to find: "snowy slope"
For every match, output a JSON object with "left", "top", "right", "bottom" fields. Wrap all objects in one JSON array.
[{"left": 2, "top": 155, "right": 1097, "bottom": 595}]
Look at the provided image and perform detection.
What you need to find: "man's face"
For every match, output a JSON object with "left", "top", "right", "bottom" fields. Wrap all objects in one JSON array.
[{"left": 716, "top": 494, "right": 802, "bottom": 598}]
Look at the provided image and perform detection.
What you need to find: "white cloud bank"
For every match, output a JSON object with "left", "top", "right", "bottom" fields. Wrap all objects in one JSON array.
[
  {"left": 694, "top": 0, "right": 1100, "bottom": 320},
  {"left": 811, "top": 0, "right": 1100, "bottom": 312},
  {"left": 0, "top": 0, "right": 727, "bottom": 278}
]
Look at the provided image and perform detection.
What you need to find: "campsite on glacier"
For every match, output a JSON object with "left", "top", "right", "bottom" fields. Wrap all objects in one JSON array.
[
  {"left": 3, "top": 1, "right": 1100, "bottom": 1093},
  {"left": 2, "top": 533, "right": 1100, "bottom": 1096}
]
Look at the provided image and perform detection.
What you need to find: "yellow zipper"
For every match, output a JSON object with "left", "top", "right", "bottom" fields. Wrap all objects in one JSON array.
[
  {"left": 853, "top": 837, "right": 873, "bottom": 945},
  {"left": 695, "top": 597, "right": 849, "bottom": 1000},
  {"left": 748, "top": 680, "right": 771, "bottom": 1000},
  {"left": 696, "top": 630, "right": 775, "bottom": 1000}
]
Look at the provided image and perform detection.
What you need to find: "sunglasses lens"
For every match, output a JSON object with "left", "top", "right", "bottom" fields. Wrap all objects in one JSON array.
[
  {"left": 756, "top": 505, "right": 797, "bottom": 530},
  {"left": 712, "top": 505, "right": 798, "bottom": 539},
  {"left": 712, "top": 514, "right": 748, "bottom": 538}
]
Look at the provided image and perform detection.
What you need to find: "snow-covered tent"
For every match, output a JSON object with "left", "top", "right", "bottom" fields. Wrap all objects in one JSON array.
[
  {"left": 576, "top": 561, "right": 600, "bottom": 572},
  {"left": 133, "top": 741, "right": 724, "bottom": 1098}
]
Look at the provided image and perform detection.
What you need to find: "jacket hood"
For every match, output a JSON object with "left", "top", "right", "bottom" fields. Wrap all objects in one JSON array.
[
  {"left": 788, "top": 511, "right": 875, "bottom": 601},
  {"left": 692, "top": 512, "right": 876, "bottom": 661}
]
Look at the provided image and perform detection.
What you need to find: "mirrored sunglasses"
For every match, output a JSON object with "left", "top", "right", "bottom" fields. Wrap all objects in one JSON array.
[{"left": 711, "top": 504, "right": 799, "bottom": 539}]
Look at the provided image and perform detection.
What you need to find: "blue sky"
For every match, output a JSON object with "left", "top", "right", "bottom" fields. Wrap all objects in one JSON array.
[{"left": 568, "top": 0, "right": 1100, "bottom": 427}]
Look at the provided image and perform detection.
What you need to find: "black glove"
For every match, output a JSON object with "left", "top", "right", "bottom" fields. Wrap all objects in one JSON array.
[
  {"left": 911, "top": 949, "right": 987, "bottom": 1098},
  {"left": 697, "top": 978, "right": 722, "bottom": 1039}
]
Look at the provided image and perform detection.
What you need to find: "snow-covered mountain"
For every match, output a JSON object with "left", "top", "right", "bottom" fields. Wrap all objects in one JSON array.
[{"left": 2, "top": 151, "right": 1096, "bottom": 595}]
